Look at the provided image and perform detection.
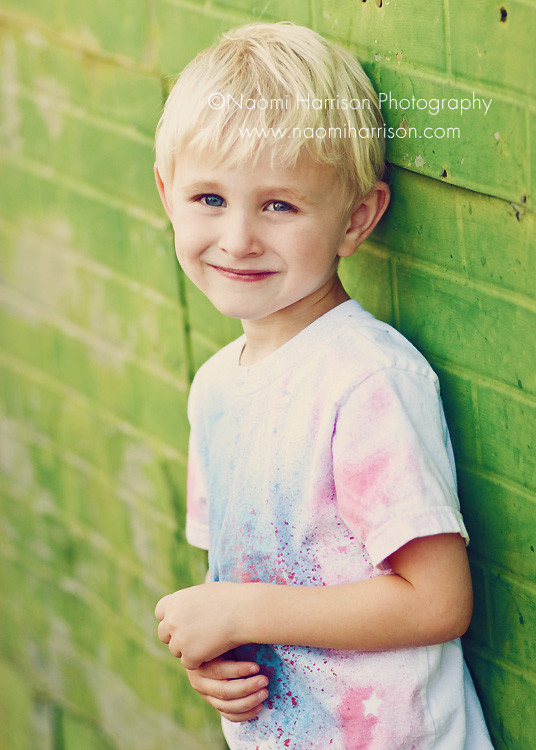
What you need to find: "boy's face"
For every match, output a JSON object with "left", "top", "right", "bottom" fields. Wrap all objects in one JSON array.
[{"left": 158, "top": 151, "right": 359, "bottom": 324}]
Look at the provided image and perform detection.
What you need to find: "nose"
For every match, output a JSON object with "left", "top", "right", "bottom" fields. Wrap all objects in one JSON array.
[{"left": 219, "top": 208, "right": 262, "bottom": 259}]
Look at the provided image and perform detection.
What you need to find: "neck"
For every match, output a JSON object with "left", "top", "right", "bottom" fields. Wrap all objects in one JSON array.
[{"left": 240, "top": 276, "right": 349, "bottom": 366}]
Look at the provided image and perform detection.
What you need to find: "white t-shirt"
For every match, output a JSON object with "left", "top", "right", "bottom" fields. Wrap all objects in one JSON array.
[{"left": 186, "top": 300, "right": 493, "bottom": 749}]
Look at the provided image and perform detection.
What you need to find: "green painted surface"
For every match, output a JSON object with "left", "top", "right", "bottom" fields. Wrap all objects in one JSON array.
[{"left": 0, "top": 1, "right": 534, "bottom": 748}]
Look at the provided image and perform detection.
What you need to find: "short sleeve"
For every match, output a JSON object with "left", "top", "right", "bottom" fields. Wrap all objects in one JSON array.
[
  {"left": 332, "top": 367, "right": 468, "bottom": 566},
  {"left": 185, "top": 376, "right": 210, "bottom": 550}
]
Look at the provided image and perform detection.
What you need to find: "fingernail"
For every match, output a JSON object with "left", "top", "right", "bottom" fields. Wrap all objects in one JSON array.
[
  {"left": 248, "top": 665, "right": 259, "bottom": 675},
  {"left": 257, "top": 677, "right": 269, "bottom": 688}
]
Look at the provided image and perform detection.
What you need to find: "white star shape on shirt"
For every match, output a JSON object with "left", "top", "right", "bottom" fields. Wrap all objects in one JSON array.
[{"left": 363, "top": 691, "right": 382, "bottom": 717}]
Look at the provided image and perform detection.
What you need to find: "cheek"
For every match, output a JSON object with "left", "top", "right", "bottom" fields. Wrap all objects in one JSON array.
[{"left": 173, "top": 220, "right": 207, "bottom": 261}]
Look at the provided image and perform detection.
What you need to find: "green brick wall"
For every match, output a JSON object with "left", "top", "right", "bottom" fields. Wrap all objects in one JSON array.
[{"left": 0, "top": 1, "right": 533, "bottom": 748}]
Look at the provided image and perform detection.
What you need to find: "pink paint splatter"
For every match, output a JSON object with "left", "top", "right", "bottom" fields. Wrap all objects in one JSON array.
[{"left": 338, "top": 687, "right": 379, "bottom": 749}]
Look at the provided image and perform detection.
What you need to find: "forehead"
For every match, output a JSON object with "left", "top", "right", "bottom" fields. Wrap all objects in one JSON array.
[{"left": 173, "top": 149, "right": 345, "bottom": 203}]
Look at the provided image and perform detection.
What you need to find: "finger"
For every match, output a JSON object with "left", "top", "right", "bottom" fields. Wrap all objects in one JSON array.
[
  {"left": 190, "top": 673, "right": 269, "bottom": 702},
  {"left": 196, "top": 658, "right": 261, "bottom": 681},
  {"left": 157, "top": 620, "right": 171, "bottom": 644},
  {"left": 181, "top": 653, "right": 205, "bottom": 670},
  {"left": 207, "top": 687, "right": 269, "bottom": 719},
  {"left": 155, "top": 596, "right": 168, "bottom": 621},
  {"left": 220, "top": 704, "right": 264, "bottom": 723}
]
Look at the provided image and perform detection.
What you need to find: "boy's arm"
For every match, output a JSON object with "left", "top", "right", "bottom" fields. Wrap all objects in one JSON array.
[{"left": 156, "top": 532, "right": 472, "bottom": 670}]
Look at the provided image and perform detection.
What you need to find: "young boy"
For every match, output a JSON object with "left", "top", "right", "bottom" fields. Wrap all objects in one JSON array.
[{"left": 154, "top": 22, "right": 493, "bottom": 749}]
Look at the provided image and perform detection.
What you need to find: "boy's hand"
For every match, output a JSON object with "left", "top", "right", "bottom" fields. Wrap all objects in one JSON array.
[
  {"left": 155, "top": 582, "right": 244, "bottom": 669},
  {"left": 186, "top": 656, "right": 269, "bottom": 722}
]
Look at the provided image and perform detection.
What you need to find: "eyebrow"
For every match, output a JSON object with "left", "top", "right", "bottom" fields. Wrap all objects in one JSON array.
[
  {"left": 181, "top": 181, "right": 309, "bottom": 204},
  {"left": 260, "top": 186, "right": 309, "bottom": 203},
  {"left": 181, "top": 181, "right": 223, "bottom": 194}
]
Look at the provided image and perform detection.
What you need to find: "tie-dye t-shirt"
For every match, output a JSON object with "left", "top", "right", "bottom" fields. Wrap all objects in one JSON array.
[{"left": 186, "top": 300, "right": 492, "bottom": 750}]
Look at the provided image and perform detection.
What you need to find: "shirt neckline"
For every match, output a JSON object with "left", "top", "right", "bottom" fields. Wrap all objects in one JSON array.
[{"left": 230, "top": 299, "right": 366, "bottom": 393}]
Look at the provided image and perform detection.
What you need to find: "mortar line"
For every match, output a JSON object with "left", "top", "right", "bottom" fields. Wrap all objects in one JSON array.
[
  {"left": 390, "top": 256, "right": 401, "bottom": 331},
  {"left": 471, "top": 380, "right": 483, "bottom": 465},
  {"left": 463, "top": 642, "right": 536, "bottom": 688},
  {"left": 443, "top": 0, "right": 452, "bottom": 78},
  {"left": 0, "top": 350, "right": 187, "bottom": 461},
  {"left": 427, "top": 354, "right": 536, "bottom": 407},
  {"left": 1, "top": 415, "right": 186, "bottom": 524},
  {"left": 0, "top": 285, "right": 189, "bottom": 392},
  {"left": 0, "top": 150, "right": 166, "bottom": 229},
  {"left": 457, "top": 459, "right": 536, "bottom": 505},
  {"left": 1, "top": 477, "right": 180, "bottom": 594},
  {"left": 0, "top": 219, "right": 182, "bottom": 310}
]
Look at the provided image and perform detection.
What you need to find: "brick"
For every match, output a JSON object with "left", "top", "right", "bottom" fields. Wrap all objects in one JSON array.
[
  {"left": 464, "top": 652, "right": 536, "bottom": 750},
  {"left": 119, "top": 573, "right": 168, "bottom": 649},
  {"left": 157, "top": 661, "right": 225, "bottom": 748},
  {"left": 381, "top": 170, "right": 533, "bottom": 304},
  {"left": 82, "top": 660, "right": 221, "bottom": 750},
  {"left": 256, "top": 0, "right": 311, "bottom": 26},
  {"left": 458, "top": 185, "right": 535, "bottom": 300},
  {"left": 0, "top": 294, "right": 190, "bottom": 449},
  {"left": 63, "top": 714, "right": 115, "bottom": 750},
  {"left": 449, "top": 0, "right": 535, "bottom": 98},
  {"left": 490, "top": 572, "right": 536, "bottom": 672},
  {"left": 463, "top": 560, "right": 490, "bottom": 650},
  {"left": 185, "top": 275, "right": 243, "bottom": 370},
  {"left": 103, "top": 633, "right": 176, "bottom": 713},
  {"left": 312, "top": 0, "right": 355, "bottom": 43},
  {"left": 395, "top": 264, "right": 536, "bottom": 396},
  {"left": 1, "top": 226, "right": 188, "bottom": 377},
  {"left": 155, "top": 2, "right": 232, "bottom": 75},
  {"left": 63, "top": 535, "right": 121, "bottom": 613},
  {"left": 214, "top": 0, "right": 311, "bottom": 26},
  {"left": 374, "top": 67, "right": 528, "bottom": 206},
  {"left": 0, "top": 0, "right": 61, "bottom": 28},
  {"left": 338, "top": 243, "right": 394, "bottom": 326},
  {"left": 531, "top": 111, "right": 535, "bottom": 212},
  {"left": 9, "top": 29, "right": 162, "bottom": 136},
  {"left": 121, "top": 502, "right": 181, "bottom": 584},
  {"left": 57, "top": 0, "right": 152, "bottom": 63},
  {"left": 457, "top": 466, "right": 536, "bottom": 578},
  {"left": 373, "top": 168, "right": 466, "bottom": 274},
  {"left": 0, "top": 659, "right": 45, "bottom": 750},
  {"left": 0, "top": 165, "right": 178, "bottom": 300},
  {"left": 349, "top": 0, "right": 447, "bottom": 72},
  {"left": 431, "top": 366, "right": 479, "bottom": 465},
  {"left": 15, "top": 94, "right": 159, "bottom": 212},
  {"left": 0, "top": 360, "right": 189, "bottom": 522},
  {"left": 477, "top": 385, "right": 536, "bottom": 493},
  {"left": 61, "top": 463, "right": 134, "bottom": 549}
]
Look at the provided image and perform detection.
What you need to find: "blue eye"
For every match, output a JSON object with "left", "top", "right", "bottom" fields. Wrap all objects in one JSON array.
[
  {"left": 268, "top": 200, "right": 293, "bottom": 212},
  {"left": 201, "top": 194, "right": 224, "bottom": 207}
]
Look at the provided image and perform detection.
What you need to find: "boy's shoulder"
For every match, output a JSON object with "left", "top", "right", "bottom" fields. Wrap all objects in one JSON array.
[
  {"left": 189, "top": 300, "right": 438, "bottom": 404},
  {"left": 314, "top": 300, "right": 437, "bottom": 385}
]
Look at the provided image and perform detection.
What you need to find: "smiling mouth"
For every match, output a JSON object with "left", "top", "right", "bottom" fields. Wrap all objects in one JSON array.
[{"left": 210, "top": 265, "right": 277, "bottom": 282}]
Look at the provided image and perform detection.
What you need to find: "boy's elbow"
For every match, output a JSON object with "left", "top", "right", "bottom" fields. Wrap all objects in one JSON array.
[{"left": 426, "top": 588, "right": 473, "bottom": 644}]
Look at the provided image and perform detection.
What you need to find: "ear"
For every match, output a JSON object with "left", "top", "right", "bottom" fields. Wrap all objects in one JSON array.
[
  {"left": 154, "top": 164, "right": 174, "bottom": 223},
  {"left": 338, "top": 181, "right": 390, "bottom": 258}
]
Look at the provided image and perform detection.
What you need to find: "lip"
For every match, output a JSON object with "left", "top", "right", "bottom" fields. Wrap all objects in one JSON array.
[{"left": 209, "top": 265, "right": 277, "bottom": 282}]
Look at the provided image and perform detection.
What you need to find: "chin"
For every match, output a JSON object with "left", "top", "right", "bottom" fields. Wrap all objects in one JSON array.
[
  {"left": 210, "top": 300, "right": 254, "bottom": 319},
  {"left": 206, "top": 294, "right": 266, "bottom": 320}
]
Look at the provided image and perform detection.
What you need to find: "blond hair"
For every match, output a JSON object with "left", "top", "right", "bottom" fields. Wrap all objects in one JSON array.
[{"left": 155, "top": 22, "right": 385, "bottom": 209}]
